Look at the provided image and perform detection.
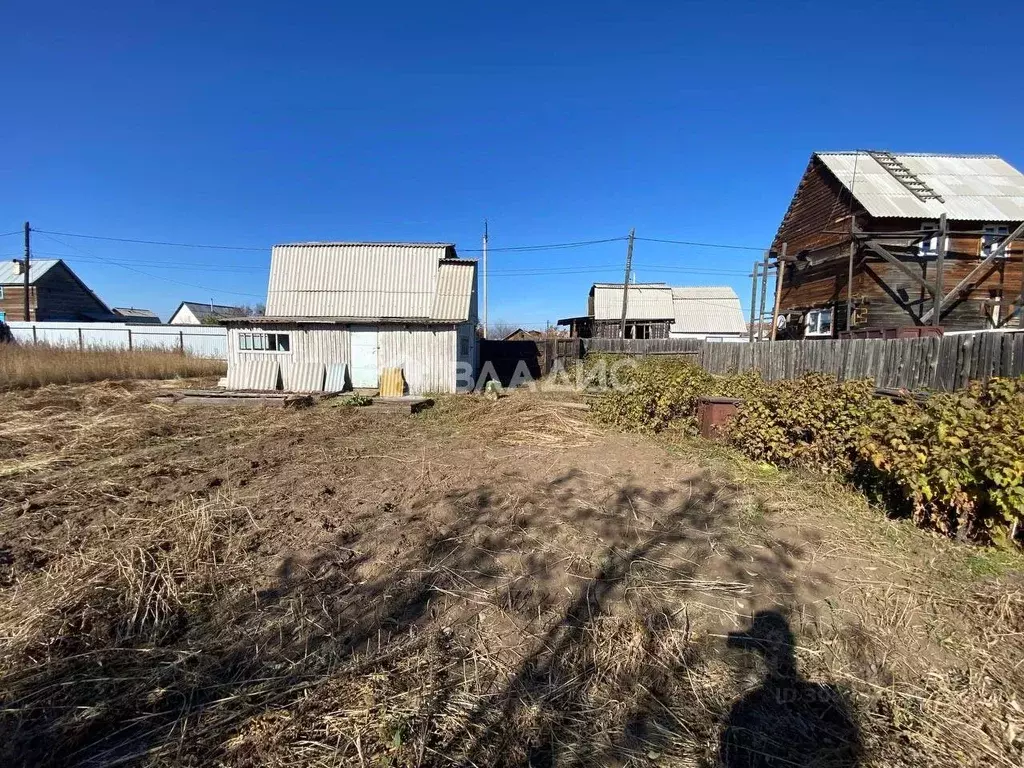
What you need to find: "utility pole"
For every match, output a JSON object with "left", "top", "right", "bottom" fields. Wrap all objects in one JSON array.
[
  {"left": 482, "top": 220, "right": 488, "bottom": 338},
  {"left": 23, "top": 221, "right": 31, "bottom": 321},
  {"left": 770, "top": 243, "right": 787, "bottom": 341},
  {"left": 619, "top": 228, "right": 635, "bottom": 339},
  {"left": 748, "top": 260, "right": 760, "bottom": 343}
]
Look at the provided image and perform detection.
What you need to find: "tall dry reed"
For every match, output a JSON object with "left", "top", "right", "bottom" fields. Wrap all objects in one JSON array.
[{"left": 0, "top": 344, "right": 226, "bottom": 390}]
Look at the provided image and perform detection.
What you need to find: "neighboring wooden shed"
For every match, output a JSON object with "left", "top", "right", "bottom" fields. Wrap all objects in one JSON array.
[
  {"left": 222, "top": 242, "right": 479, "bottom": 395},
  {"left": 772, "top": 151, "right": 1024, "bottom": 337}
]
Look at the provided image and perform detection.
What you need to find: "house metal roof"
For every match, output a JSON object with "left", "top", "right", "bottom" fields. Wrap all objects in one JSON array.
[
  {"left": 112, "top": 307, "right": 162, "bottom": 322},
  {"left": 264, "top": 242, "right": 475, "bottom": 322},
  {"left": 591, "top": 283, "right": 675, "bottom": 321},
  {"left": 175, "top": 301, "right": 245, "bottom": 321},
  {"left": 0, "top": 259, "right": 60, "bottom": 284},
  {"left": 816, "top": 152, "right": 1024, "bottom": 221},
  {"left": 670, "top": 286, "right": 747, "bottom": 335}
]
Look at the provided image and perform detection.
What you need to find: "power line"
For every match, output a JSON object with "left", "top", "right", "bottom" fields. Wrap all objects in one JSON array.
[
  {"left": 634, "top": 236, "right": 766, "bottom": 251},
  {"left": 33, "top": 228, "right": 268, "bottom": 252},
  {"left": 33, "top": 251, "right": 269, "bottom": 272},
  {"left": 461, "top": 237, "right": 627, "bottom": 253},
  {"left": 36, "top": 233, "right": 264, "bottom": 298},
  {"left": 0, "top": 230, "right": 23, "bottom": 238}
]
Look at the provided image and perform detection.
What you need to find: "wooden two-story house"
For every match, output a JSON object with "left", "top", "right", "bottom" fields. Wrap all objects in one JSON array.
[
  {"left": 0, "top": 259, "right": 114, "bottom": 322},
  {"left": 771, "top": 151, "right": 1024, "bottom": 338}
]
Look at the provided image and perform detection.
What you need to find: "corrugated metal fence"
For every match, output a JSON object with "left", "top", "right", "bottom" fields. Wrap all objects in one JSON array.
[
  {"left": 583, "top": 332, "right": 1024, "bottom": 391},
  {"left": 6, "top": 321, "right": 228, "bottom": 359}
]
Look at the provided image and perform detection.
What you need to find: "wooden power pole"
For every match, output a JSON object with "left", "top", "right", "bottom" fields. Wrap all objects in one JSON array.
[
  {"left": 757, "top": 250, "right": 770, "bottom": 341},
  {"left": 619, "top": 228, "right": 635, "bottom": 339},
  {"left": 23, "top": 221, "right": 31, "bottom": 321},
  {"left": 748, "top": 260, "right": 760, "bottom": 343},
  {"left": 482, "top": 220, "right": 488, "bottom": 338}
]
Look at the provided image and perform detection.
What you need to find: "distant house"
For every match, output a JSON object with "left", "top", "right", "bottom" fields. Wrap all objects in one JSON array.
[
  {"left": 501, "top": 328, "right": 566, "bottom": 341},
  {"left": 222, "top": 242, "right": 478, "bottom": 394},
  {"left": 169, "top": 301, "right": 245, "bottom": 325},
  {"left": 558, "top": 283, "right": 746, "bottom": 340},
  {"left": 773, "top": 151, "right": 1024, "bottom": 337},
  {"left": 111, "top": 307, "right": 162, "bottom": 324},
  {"left": 0, "top": 258, "right": 114, "bottom": 323}
]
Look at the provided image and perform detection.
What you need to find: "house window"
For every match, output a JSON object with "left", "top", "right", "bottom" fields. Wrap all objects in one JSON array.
[
  {"left": 459, "top": 333, "right": 470, "bottom": 357},
  {"left": 0, "top": 286, "right": 4, "bottom": 300},
  {"left": 238, "top": 332, "right": 290, "bottom": 352},
  {"left": 804, "top": 309, "right": 833, "bottom": 337},
  {"left": 982, "top": 225, "right": 1010, "bottom": 257},
  {"left": 918, "top": 221, "right": 939, "bottom": 257}
]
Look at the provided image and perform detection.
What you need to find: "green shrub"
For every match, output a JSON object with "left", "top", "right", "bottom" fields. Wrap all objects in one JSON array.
[
  {"left": 728, "top": 374, "right": 882, "bottom": 474},
  {"left": 858, "top": 378, "right": 1024, "bottom": 540},
  {"left": 584, "top": 350, "right": 1024, "bottom": 543},
  {"left": 590, "top": 357, "right": 716, "bottom": 433}
]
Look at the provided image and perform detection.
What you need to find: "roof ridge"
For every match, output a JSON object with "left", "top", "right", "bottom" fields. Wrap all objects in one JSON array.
[{"left": 816, "top": 150, "right": 1003, "bottom": 159}]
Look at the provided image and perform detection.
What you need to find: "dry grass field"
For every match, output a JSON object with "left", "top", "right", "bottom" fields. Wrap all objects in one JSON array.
[
  {"left": 0, "top": 380, "right": 1022, "bottom": 767},
  {"left": 0, "top": 344, "right": 226, "bottom": 390}
]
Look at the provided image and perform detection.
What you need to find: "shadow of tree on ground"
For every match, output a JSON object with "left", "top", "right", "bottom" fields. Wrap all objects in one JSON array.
[{"left": 0, "top": 465, "right": 860, "bottom": 767}]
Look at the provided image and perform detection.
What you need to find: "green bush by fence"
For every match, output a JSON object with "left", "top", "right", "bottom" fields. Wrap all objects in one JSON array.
[{"left": 585, "top": 356, "right": 1024, "bottom": 543}]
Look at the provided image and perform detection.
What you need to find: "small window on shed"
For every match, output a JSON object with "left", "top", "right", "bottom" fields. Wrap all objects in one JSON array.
[
  {"left": 239, "top": 333, "right": 252, "bottom": 351},
  {"left": 0, "top": 286, "right": 5, "bottom": 300},
  {"left": 275, "top": 333, "right": 290, "bottom": 352},
  {"left": 982, "top": 225, "right": 1010, "bottom": 257},
  {"left": 252, "top": 334, "right": 266, "bottom": 351},
  {"left": 459, "top": 333, "right": 469, "bottom": 357}
]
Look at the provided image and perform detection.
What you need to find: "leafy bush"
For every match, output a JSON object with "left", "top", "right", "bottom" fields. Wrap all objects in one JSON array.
[
  {"left": 859, "top": 378, "right": 1024, "bottom": 541},
  {"left": 728, "top": 374, "right": 882, "bottom": 474},
  {"left": 590, "top": 357, "right": 717, "bottom": 433},
  {"left": 585, "top": 353, "right": 1024, "bottom": 543}
]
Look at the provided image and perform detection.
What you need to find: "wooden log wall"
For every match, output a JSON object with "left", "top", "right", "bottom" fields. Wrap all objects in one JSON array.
[{"left": 582, "top": 332, "right": 1024, "bottom": 392}]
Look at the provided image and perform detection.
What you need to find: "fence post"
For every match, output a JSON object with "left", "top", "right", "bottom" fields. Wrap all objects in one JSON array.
[
  {"left": 127, "top": 328, "right": 132, "bottom": 350},
  {"left": 78, "top": 327, "right": 83, "bottom": 350},
  {"left": 179, "top": 331, "right": 185, "bottom": 355},
  {"left": 32, "top": 324, "right": 37, "bottom": 344}
]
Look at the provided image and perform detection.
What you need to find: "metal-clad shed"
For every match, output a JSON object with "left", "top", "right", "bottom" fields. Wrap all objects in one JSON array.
[
  {"left": 590, "top": 283, "right": 675, "bottom": 321},
  {"left": 225, "top": 242, "right": 478, "bottom": 395},
  {"left": 670, "top": 287, "right": 747, "bottom": 338}
]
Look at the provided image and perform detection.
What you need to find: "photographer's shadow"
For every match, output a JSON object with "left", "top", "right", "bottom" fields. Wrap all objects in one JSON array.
[{"left": 718, "top": 611, "right": 862, "bottom": 768}]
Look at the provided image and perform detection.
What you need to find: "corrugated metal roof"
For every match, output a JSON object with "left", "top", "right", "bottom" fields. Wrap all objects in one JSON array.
[
  {"left": 431, "top": 261, "right": 476, "bottom": 320},
  {"left": 265, "top": 243, "right": 475, "bottom": 322},
  {"left": 0, "top": 259, "right": 60, "bottom": 284},
  {"left": 179, "top": 302, "right": 244, "bottom": 320},
  {"left": 670, "top": 286, "right": 747, "bottom": 335},
  {"left": 592, "top": 284, "right": 674, "bottom": 320},
  {"left": 816, "top": 152, "right": 1024, "bottom": 221}
]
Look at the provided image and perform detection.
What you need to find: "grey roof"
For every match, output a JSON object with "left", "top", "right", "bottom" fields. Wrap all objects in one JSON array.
[
  {"left": 265, "top": 242, "right": 476, "bottom": 322},
  {"left": 591, "top": 283, "right": 675, "bottom": 321},
  {"left": 175, "top": 301, "right": 246, "bottom": 321},
  {"left": 0, "top": 259, "right": 60, "bottom": 284},
  {"left": 816, "top": 152, "right": 1024, "bottom": 221},
  {"left": 670, "top": 286, "right": 746, "bottom": 335},
  {"left": 112, "top": 307, "right": 161, "bottom": 321}
]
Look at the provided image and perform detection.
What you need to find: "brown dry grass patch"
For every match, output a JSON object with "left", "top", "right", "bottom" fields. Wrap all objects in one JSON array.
[
  {"left": 0, "top": 343, "right": 226, "bottom": 390},
  {"left": 0, "top": 383, "right": 1021, "bottom": 767}
]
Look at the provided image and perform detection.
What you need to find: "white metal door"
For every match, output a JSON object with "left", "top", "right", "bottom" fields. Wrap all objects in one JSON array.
[{"left": 350, "top": 327, "right": 378, "bottom": 388}]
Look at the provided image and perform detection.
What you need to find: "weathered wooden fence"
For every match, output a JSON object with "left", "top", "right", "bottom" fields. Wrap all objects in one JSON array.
[{"left": 583, "top": 332, "right": 1024, "bottom": 391}]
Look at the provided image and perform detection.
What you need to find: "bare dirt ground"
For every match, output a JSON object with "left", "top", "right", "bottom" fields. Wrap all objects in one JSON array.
[{"left": 0, "top": 380, "right": 1022, "bottom": 767}]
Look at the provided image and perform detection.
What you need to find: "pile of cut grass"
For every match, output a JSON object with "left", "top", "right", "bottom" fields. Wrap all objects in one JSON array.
[{"left": 0, "top": 343, "right": 226, "bottom": 389}]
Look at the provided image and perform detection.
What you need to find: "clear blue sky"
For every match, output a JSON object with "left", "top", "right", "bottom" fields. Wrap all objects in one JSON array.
[{"left": 3, "top": 1, "right": 1022, "bottom": 325}]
